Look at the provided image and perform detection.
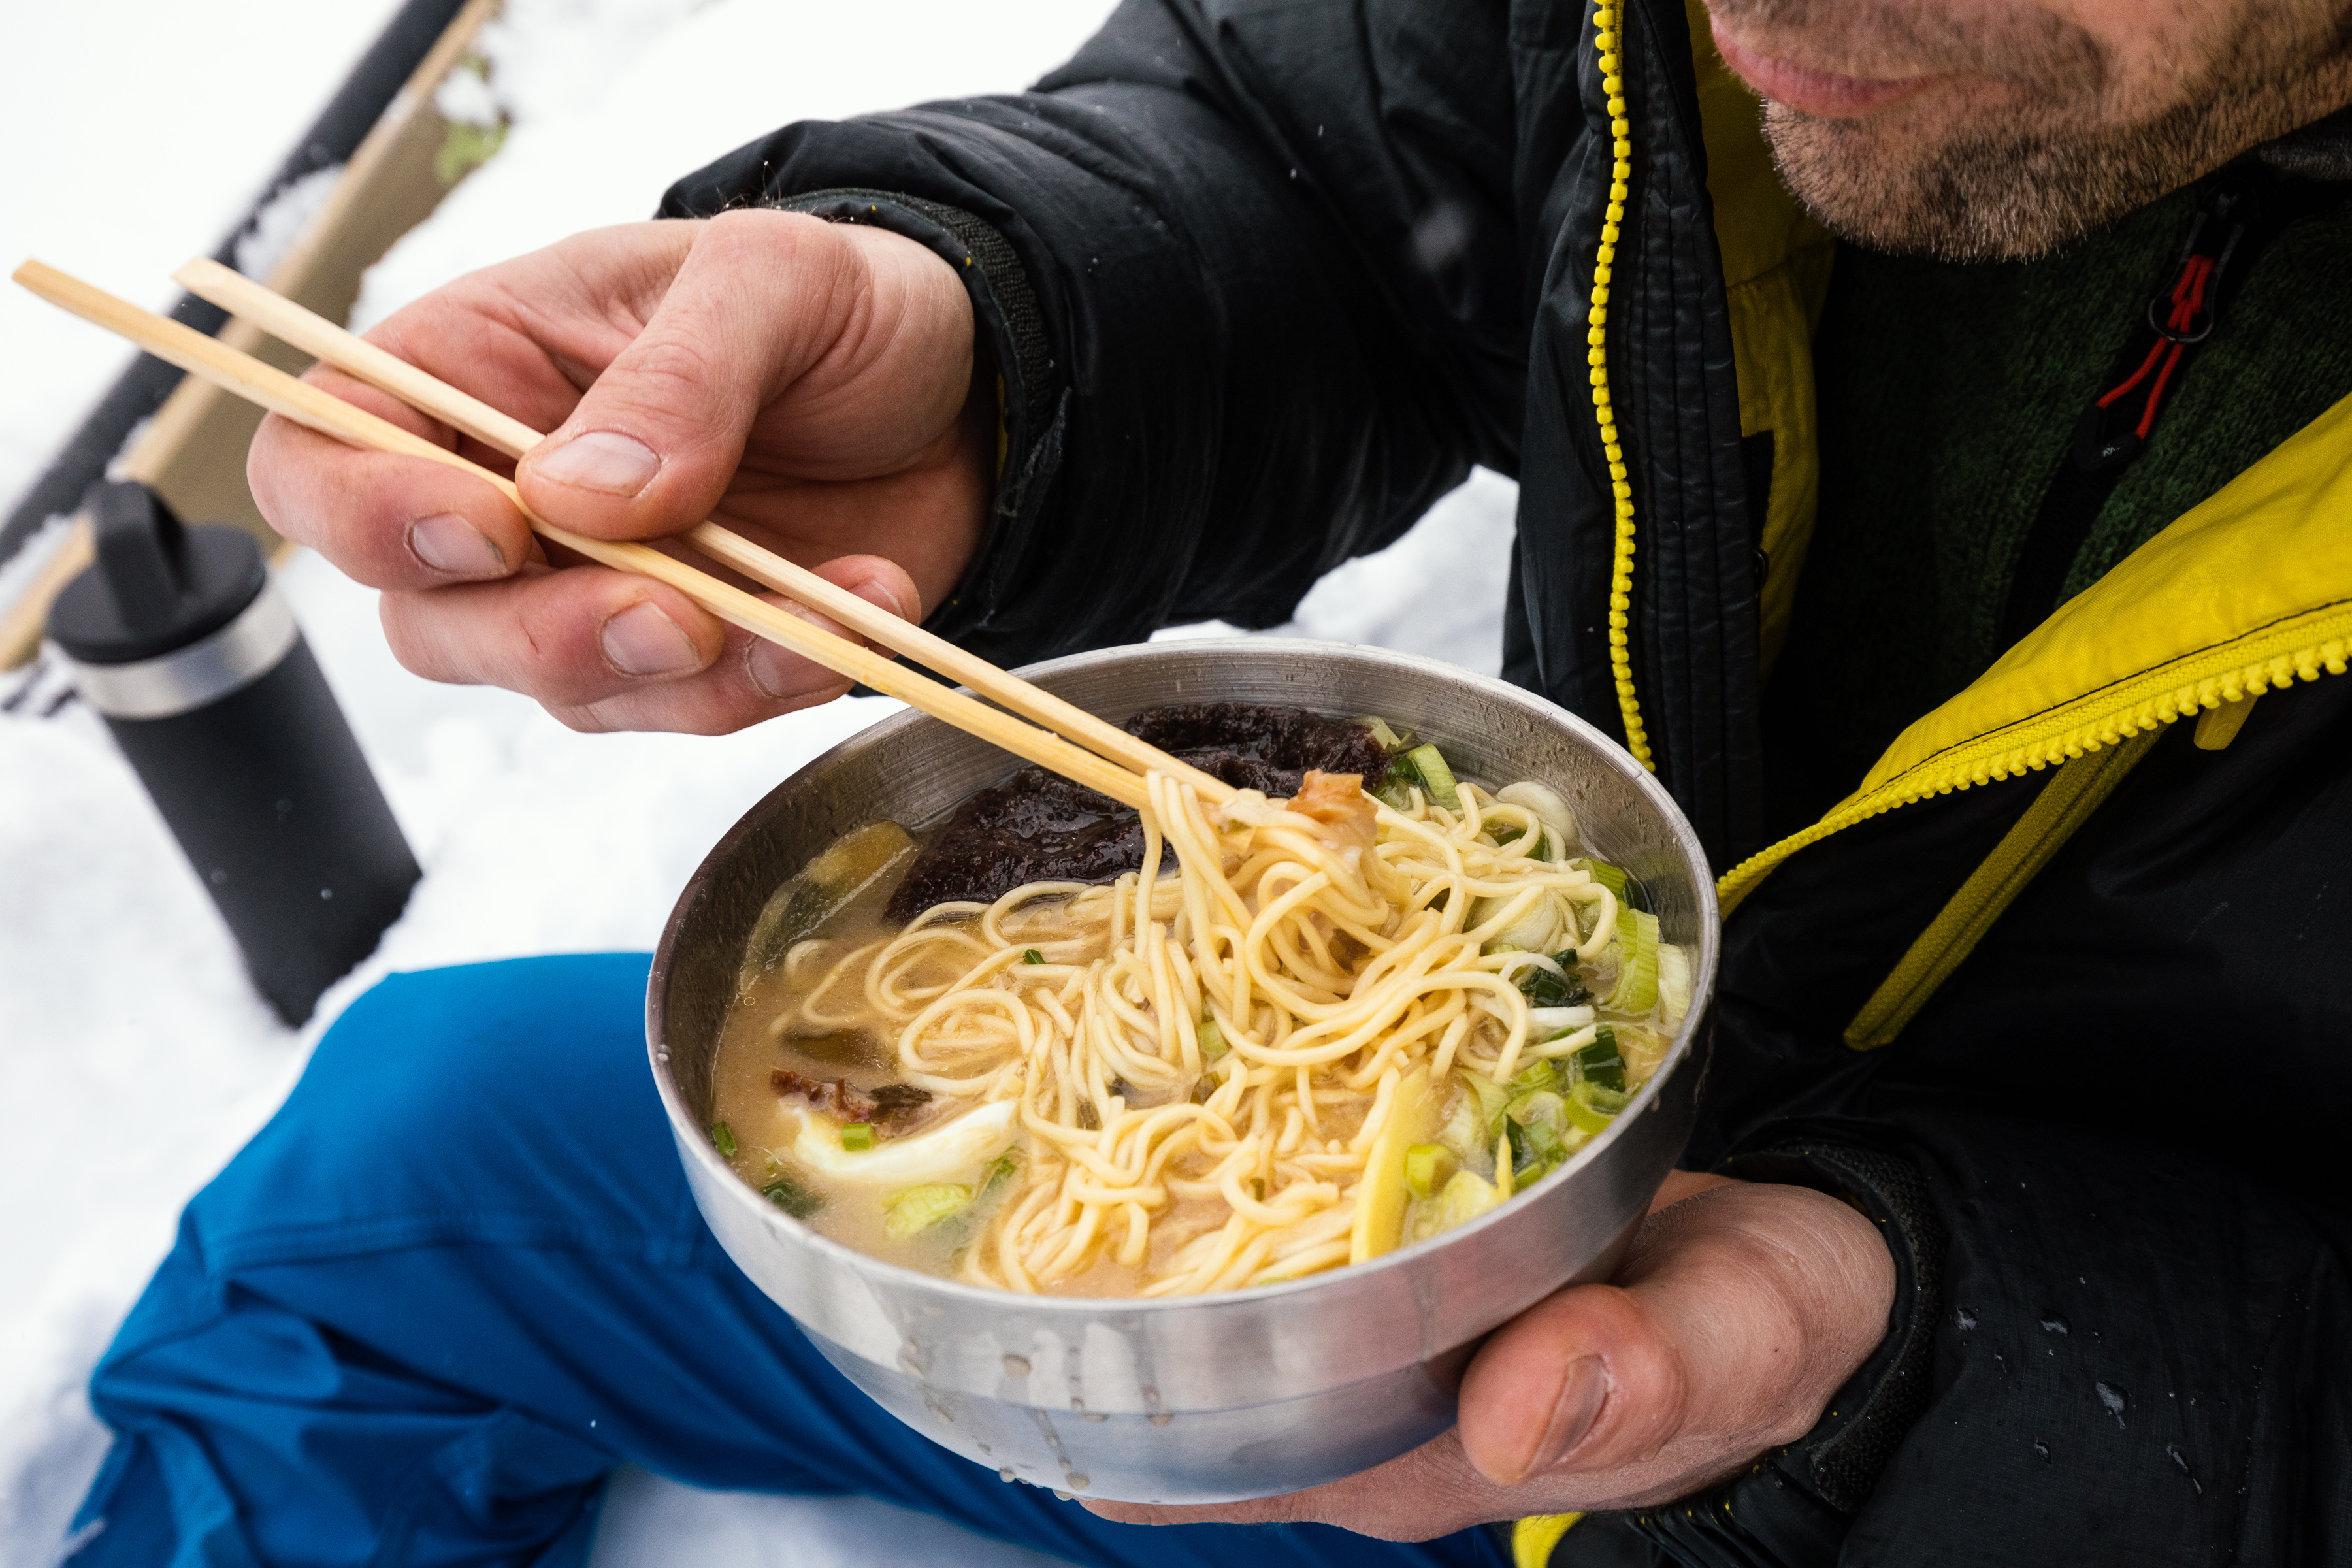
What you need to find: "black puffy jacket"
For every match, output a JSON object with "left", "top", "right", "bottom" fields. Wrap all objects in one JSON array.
[{"left": 662, "top": 1, "right": 2352, "bottom": 1561}]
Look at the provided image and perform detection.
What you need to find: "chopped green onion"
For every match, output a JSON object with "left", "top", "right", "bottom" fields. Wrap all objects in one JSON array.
[
  {"left": 760, "top": 1175, "right": 822, "bottom": 1218},
  {"left": 1564, "top": 1079, "right": 1631, "bottom": 1135},
  {"left": 1403, "top": 1143, "right": 1456, "bottom": 1199},
  {"left": 1360, "top": 716, "right": 1411, "bottom": 753},
  {"left": 977, "top": 1151, "right": 1023, "bottom": 1201},
  {"left": 708, "top": 1121, "right": 738, "bottom": 1158},
  {"left": 1656, "top": 941, "right": 1693, "bottom": 1026},
  {"left": 1527, "top": 1005, "right": 1593, "bottom": 1040},
  {"left": 1610, "top": 908, "right": 1661, "bottom": 1013},
  {"left": 1197, "top": 1014, "right": 1230, "bottom": 1061},
  {"left": 1495, "top": 781, "right": 1579, "bottom": 861},
  {"left": 1513, "top": 959, "right": 1592, "bottom": 1010},
  {"left": 1435, "top": 1169, "right": 1501, "bottom": 1232},
  {"left": 1022, "top": 948, "right": 1045, "bottom": 965},
  {"left": 1402, "top": 743, "right": 1462, "bottom": 811},
  {"left": 1510, "top": 1058, "right": 1560, "bottom": 1095},
  {"left": 1505, "top": 1091, "right": 1569, "bottom": 1168},
  {"left": 1461, "top": 1070, "right": 1512, "bottom": 1138},
  {"left": 883, "top": 1182, "right": 973, "bottom": 1240},
  {"left": 840, "top": 1123, "right": 875, "bottom": 1152},
  {"left": 1579, "top": 858, "right": 1652, "bottom": 913},
  {"left": 1572, "top": 1030, "right": 1627, "bottom": 1091}
]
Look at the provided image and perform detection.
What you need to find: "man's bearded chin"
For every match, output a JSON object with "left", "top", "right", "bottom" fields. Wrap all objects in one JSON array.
[
  {"left": 1762, "top": 99, "right": 2236, "bottom": 263},
  {"left": 1739, "top": 1, "right": 2352, "bottom": 263}
]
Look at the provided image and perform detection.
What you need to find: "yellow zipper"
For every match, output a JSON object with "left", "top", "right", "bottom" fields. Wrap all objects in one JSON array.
[
  {"left": 1842, "top": 726, "right": 2161, "bottom": 1047},
  {"left": 1512, "top": 1512, "right": 1584, "bottom": 1567},
  {"left": 1719, "top": 602, "right": 2352, "bottom": 912},
  {"left": 1587, "top": 3, "right": 1654, "bottom": 773}
]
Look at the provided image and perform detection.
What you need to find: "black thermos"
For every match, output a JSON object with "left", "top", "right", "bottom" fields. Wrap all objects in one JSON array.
[{"left": 46, "top": 482, "right": 420, "bottom": 1024}]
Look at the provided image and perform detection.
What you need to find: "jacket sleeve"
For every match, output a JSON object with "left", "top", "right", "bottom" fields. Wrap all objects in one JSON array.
[
  {"left": 1590, "top": 1111, "right": 2352, "bottom": 1567},
  {"left": 659, "top": 0, "right": 1530, "bottom": 669}
]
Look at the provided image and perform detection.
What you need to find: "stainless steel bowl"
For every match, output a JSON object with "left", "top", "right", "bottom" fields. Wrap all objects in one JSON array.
[{"left": 648, "top": 639, "right": 1717, "bottom": 1503}]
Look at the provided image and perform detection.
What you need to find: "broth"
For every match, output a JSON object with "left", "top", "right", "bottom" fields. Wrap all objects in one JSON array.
[{"left": 705, "top": 708, "right": 1682, "bottom": 1296}]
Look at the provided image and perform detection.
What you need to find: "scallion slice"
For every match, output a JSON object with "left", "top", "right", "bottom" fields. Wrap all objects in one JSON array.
[
  {"left": 1198, "top": 1013, "right": 1230, "bottom": 1061},
  {"left": 761, "top": 1174, "right": 822, "bottom": 1218},
  {"left": 1404, "top": 1143, "right": 1456, "bottom": 1199},
  {"left": 1572, "top": 1030, "right": 1627, "bottom": 1090},
  {"left": 1609, "top": 908, "right": 1661, "bottom": 1014},
  {"left": 1402, "top": 743, "right": 1462, "bottom": 811},
  {"left": 883, "top": 1181, "right": 973, "bottom": 1240}
]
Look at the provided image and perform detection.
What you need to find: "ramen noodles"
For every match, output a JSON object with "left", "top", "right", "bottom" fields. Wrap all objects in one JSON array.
[{"left": 706, "top": 708, "right": 1686, "bottom": 1297}]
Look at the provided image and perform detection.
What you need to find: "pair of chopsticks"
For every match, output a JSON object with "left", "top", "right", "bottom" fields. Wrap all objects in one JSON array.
[{"left": 13, "top": 257, "right": 1236, "bottom": 815}]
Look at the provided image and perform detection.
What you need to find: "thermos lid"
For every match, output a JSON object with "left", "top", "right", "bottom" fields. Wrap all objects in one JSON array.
[{"left": 48, "top": 481, "right": 268, "bottom": 665}]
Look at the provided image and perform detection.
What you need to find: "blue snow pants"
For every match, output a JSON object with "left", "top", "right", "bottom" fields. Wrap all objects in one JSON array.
[{"left": 64, "top": 955, "right": 1512, "bottom": 1568}]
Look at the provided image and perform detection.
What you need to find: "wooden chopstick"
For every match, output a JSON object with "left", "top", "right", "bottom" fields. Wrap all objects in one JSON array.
[
  {"left": 13, "top": 258, "right": 1160, "bottom": 812},
  {"left": 171, "top": 257, "right": 1237, "bottom": 806}
]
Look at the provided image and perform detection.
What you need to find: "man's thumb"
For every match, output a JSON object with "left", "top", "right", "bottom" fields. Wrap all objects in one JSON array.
[
  {"left": 1456, "top": 1283, "right": 1690, "bottom": 1484},
  {"left": 516, "top": 210, "right": 849, "bottom": 538}
]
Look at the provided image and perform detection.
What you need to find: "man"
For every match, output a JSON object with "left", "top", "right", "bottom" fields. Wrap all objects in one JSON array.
[{"left": 67, "top": 0, "right": 2352, "bottom": 1563}]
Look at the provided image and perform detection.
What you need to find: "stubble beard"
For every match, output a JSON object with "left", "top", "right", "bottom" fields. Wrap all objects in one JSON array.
[{"left": 1740, "top": 1, "right": 2352, "bottom": 261}]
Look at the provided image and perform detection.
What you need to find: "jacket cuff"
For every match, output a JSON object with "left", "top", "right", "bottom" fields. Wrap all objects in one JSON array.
[
  {"left": 769, "top": 188, "right": 1068, "bottom": 645},
  {"left": 1604, "top": 1139, "right": 1945, "bottom": 1565}
]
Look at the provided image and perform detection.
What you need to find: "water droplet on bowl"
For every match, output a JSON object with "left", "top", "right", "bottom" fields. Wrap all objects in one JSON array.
[
  {"left": 1955, "top": 1305, "right": 1978, "bottom": 1331},
  {"left": 1002, "top": 1354, "right": 1031, "bottom": 1378},
  {"left": 2096, "top": 1381, "right": 2128, "bottom": 1426},
  {"left": 2033, "top": 1441, "right": 2051, "bottom": 1462},
  {"left": 1066, "top": 1474, "right": 1089, "bottom": 1491},
  {"left": 2040, "top": 1313, "right": 2070, "bottom": 1336},
  {"left": 998, "top": 1467, "right": 1017, "bottom": 1483},
  {"left": 1053, "top": 1488, "right": 1073, "bottom": 1501},
  {"left": 1148, "top": 1411, "right": 1174, "bottom": 1426}
]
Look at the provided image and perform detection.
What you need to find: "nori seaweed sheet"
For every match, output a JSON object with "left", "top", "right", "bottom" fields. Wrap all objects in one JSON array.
[{"left": 883, "top": 703, "right": 1390, "bottom": 919}]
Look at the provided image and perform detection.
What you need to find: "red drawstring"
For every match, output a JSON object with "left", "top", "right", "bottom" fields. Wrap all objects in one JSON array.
[{"left": 2094, "top": 252, "right": 2216, "bottom": 440}]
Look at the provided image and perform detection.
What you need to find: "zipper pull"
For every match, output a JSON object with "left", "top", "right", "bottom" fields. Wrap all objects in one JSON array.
[{"left": 2070, "top": 189, "right": 2248, "bottom": 472}]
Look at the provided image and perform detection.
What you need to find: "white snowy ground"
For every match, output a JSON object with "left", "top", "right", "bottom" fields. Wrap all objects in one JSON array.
[{"left": 0, "top": 2, "right": 1519, "bottom": 1562}]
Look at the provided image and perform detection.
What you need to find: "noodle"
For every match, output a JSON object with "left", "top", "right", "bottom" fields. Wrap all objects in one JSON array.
[{"left": 717, "top": 743, "right": 1687, "bottom": 1298}]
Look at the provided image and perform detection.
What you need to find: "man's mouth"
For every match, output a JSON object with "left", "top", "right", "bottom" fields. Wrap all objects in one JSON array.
[{"left": 1709, "top": 20, "right": 1940, "bottom": 116}]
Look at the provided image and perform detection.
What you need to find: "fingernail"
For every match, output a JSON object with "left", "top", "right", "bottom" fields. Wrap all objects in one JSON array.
[
  {"left": 1527, "top": 1356, "right": 1609, "bottom": 1477},
  {"left": 853, "top": 574, "right": 909, "bottom": 621},
  {"left": 601, "top": 600, "right": 698, "bottom": 676},
  {"left": 408, "top": 512, "right": 506, "bottom": 576},
  {"left": 534, "top": 430, "right": 661, "bottom": 497},
  {"left": 748, "top": 604, "right": 850, "bottom": 700},
  {"left": 747, "top": 636, "right": 800, "bottom": 700}
]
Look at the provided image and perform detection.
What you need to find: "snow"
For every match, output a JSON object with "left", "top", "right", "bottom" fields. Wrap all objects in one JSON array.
[
  {"left": 231, "top": 163, "right": 348, "bottom": 282},
  {"left": 0, "top": 1, "right": 1521, "bottom": 1562},
  {"left": 0, "top": 0, "right": 408, "bottom": 524}
]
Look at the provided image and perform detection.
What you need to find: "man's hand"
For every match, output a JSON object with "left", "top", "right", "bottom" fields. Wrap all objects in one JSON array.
[
  {"left": 249, "top": 209, "right": 987, "bottom": 733},
  {"left": 1089, "top": 1171, "right": 1896, "bottom": 1540}
]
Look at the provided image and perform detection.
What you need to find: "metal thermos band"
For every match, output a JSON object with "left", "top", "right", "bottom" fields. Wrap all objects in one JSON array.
[{"left": 52, "top": 581, "right": 298, "bottom": 719}]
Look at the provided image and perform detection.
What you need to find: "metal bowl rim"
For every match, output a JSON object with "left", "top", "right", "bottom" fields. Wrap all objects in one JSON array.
[{"left": 647, "top": 636, "right": 1720, "bottom": 1318}]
